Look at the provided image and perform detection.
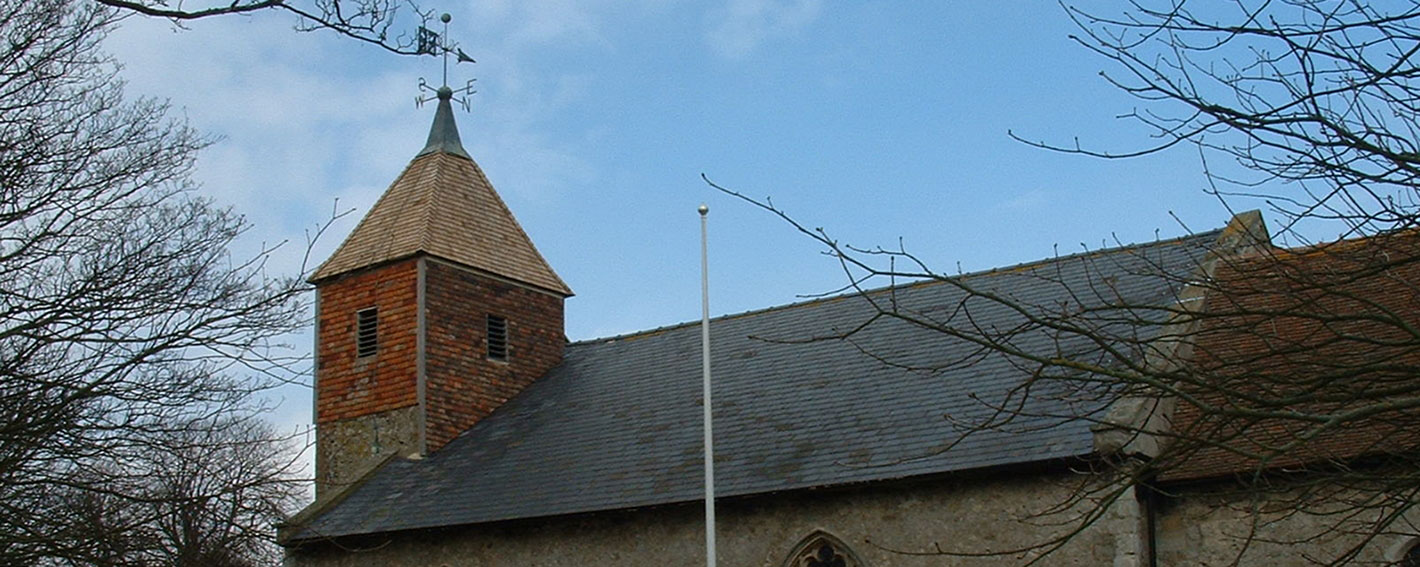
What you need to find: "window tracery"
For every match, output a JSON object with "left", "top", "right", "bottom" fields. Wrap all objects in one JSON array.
[{"left": 782, "top": 530, "right": 866, "bottom": 567}]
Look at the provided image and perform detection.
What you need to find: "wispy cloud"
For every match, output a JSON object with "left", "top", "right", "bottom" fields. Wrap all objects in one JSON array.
[
  {"left": 468, "top": 0, "right": 612, "bottom": 50},
  {"left": 705, "top": 0, "right": 822, "bottom": 59}
]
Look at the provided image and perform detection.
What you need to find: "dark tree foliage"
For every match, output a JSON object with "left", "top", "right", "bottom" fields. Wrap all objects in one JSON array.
[
  {"left": 0, "top": 1, "right": 308, "bottom": 564},
  {"left": 44, "top": 419, "right": 302, "bottom": 567},
  {"left": 714, "top": 1, "right": 1420, "bottom": 565}
]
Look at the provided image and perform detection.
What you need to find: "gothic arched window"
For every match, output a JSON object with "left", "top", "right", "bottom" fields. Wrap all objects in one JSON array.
[{"left": 782, "top": 530, "right": 867, "bottom": 567}]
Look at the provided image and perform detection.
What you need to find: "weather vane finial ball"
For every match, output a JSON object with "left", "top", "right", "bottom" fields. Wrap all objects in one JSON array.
[{"left": 414, "top": 13, "right": 477, "bottom": 111}]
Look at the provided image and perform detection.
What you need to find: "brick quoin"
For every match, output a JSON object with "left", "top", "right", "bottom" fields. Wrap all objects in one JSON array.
[{"left": 314, "top": 256, "right": 565, "bottom": 453}]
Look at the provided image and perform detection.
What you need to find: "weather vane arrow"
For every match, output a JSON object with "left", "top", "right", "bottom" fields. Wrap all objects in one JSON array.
[{"left": 415, "top": 13, "right": 477, "bottom": 111}]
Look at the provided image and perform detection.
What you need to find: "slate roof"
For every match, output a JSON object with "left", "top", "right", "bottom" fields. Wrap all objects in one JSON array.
[
  {"left": 309, "top": 96, "right": 571, "bottom": 295},
  {"left": 288, "top": 228, "right": 1223, "bottom": 542}
]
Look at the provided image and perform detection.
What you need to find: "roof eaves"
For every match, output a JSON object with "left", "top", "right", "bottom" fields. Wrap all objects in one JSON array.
[
  {"left": 278, "top": 451, "right": 408, "bottom": 544},
  {"left": 461, "top": 158, "right": 573, "bottom": 296},
  {"left": 307, "top": 158, "right": 427, "bottom": 284}
]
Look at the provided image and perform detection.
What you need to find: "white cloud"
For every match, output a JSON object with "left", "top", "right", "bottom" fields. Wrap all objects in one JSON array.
[
  {"left": 705, "top": 0, "right": 822, "bottom": 59},
  {"left": 106, "top": 15, "right": 440, "bottom": 254},
  {"left": 465, "top": 0, "right": 606, "bottom": 50},
  {"left": 95, "top": 2, "right": 664, "bottom": 435},
  {"left": 101, "top": 15, "right": 414, "bottom": 434}
]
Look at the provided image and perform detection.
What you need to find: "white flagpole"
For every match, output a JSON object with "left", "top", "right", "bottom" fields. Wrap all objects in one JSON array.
[{"left": 698, "top": 203, "right": 717, "bottom": 567}]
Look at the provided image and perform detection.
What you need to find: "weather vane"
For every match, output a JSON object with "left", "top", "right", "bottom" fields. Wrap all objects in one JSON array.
[{"left": 415, "top": 13, "right": 477, "bottom": 111}]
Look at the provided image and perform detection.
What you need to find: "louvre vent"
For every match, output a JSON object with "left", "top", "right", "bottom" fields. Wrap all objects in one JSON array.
[
  {"left": 486, "top": 315, "right": 508, "bottom": 361},
  {"left": 356, "top": 308, "right": 378, "bottom": 358}
]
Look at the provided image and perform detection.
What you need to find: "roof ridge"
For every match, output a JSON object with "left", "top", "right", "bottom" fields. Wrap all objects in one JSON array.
[
  {"left": 461, "top": 157, "right": 573, "bottom": 295},
  {"left": 414, "top": 153, "right": 448, "bottom": 252},
  {"left": 294, "top": 222, "right": 1224, "bottom": 540},
  {"left": 569, "top": 228, "right": 1223, "bottom": 346}
]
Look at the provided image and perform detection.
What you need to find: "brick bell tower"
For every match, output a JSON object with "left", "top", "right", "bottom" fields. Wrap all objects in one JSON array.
[{"left": 308, "top": 85, "right": 572, "bottom": 497}]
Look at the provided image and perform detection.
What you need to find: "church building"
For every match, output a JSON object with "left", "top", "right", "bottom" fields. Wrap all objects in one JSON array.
[{"left": 278, "top": 84, "right": 1420, "bottom": 566}]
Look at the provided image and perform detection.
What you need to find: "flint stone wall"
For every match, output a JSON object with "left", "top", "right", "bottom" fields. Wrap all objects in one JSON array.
[
  {"left": 286, "top": 467, "right": 1142, "bottom": 567},
  {"left": 1156, "top": 481, "right": 1417, "bottom": 566}
]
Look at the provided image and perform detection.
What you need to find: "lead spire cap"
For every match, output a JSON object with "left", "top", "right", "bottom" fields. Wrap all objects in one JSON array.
[{"left": 418, "top": 86, "right": 470, "bottom": 159}]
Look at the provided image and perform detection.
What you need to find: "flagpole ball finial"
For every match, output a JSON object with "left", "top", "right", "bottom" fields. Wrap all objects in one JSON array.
[
  {"left": 698, "top": 204, "right": 709, "bottom": 216},
  {"left": 441, "top": 12, "right": 451, "bottom": 23}
]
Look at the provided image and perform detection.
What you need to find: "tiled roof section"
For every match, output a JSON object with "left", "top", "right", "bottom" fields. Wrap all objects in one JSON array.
[
  {"left": 287, "top": 230, "right": 1221, "bottom": 541},
  {"left": 1159, "top": 231, "right": 1420, "bottom": 482},
  {"left": 309, "top": 151, "right": 571, "bottom": 295}
]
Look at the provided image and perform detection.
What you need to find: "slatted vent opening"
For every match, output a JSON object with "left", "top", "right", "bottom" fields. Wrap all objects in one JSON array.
[
  {"left": 356, "top": 308, "right": 378, "bottom": 358},
  {"left": 486, "top": 315, "right": 508, "bottom": 361}
]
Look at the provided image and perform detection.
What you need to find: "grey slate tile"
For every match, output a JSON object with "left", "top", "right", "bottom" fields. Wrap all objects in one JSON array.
[{"left": 292, "top": 230, "right": 1219, "bottom": 540}]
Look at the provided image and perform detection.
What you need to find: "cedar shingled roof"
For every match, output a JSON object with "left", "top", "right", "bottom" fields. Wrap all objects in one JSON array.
[{"left": 309, "top": 98, "right": 570, "bottom": 295}]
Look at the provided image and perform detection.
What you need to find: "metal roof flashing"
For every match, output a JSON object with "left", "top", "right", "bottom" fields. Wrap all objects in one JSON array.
[{"left": 417, "top": 87, "right": 471, "bottom": 159}]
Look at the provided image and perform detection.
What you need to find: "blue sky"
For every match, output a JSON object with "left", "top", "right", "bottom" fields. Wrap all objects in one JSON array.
[{"left": 104, "top": 2, "right": 1264, "bottom": 430}]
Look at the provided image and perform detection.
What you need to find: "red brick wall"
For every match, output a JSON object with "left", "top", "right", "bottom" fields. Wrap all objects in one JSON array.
[
  {"left": 423, "top": 259, "right": 565, "bottom": 451},
  {"left": 315, "top": 258, "right": 420, "bottom": 424}
]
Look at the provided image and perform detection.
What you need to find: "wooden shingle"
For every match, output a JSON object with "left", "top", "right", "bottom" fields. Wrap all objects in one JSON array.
[{"left": 310, "top": 120, "right": 570, "bottom": 296}]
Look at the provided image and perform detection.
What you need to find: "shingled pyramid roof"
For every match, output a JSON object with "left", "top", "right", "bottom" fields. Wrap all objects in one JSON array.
[{"left": 309, "top": 90, "right": 571, "bottom": 296}]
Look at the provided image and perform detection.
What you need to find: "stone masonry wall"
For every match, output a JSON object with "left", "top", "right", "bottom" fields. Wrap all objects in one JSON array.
[
  {"left": 314, "top": 258, "right": 420, "bottom": 495},
  {"left": 1156, "top": 480, "right": 1417, "bottom": 566},
  {"left": 314, "top": 406, "right": 420, "bottom": 497},
  {"left": 423, "top": 259, "right": 564, "bottom": 451},
  {"left": 287, "top": 468, "right": 1140, "bottom": 567}
]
